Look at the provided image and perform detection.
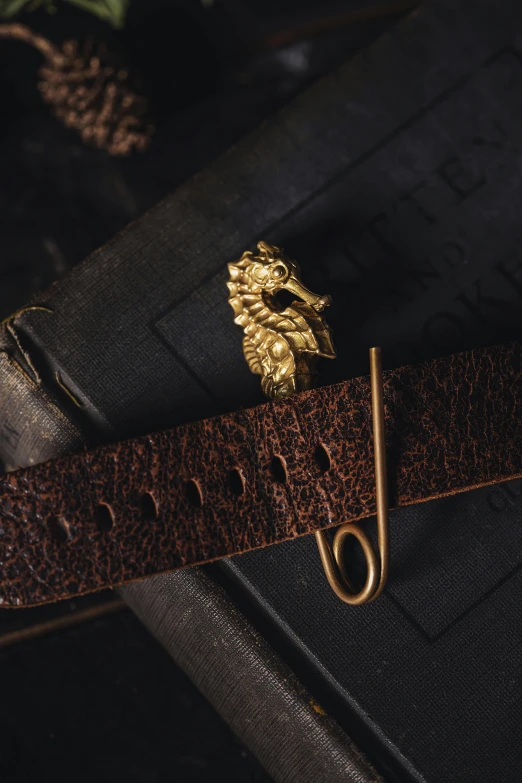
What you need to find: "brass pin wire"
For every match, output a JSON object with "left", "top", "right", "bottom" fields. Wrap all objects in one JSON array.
[{"left": 315, "top": 347, "right": 389, "bottom": 605}]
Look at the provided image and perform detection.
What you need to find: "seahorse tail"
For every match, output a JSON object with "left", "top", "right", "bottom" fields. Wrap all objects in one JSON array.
[
  {"left": 261, "top": 376, "right": 273, "bottom": 398},
  {"left": 266, "top": 376, "right": 303, "bottom": 400}
]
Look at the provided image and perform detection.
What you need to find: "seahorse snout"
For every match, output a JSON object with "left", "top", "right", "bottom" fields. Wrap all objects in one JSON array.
[
  {"left": 283, "top": 275, "right": 332, "bottom": 312},
  {"left": 312, "top": 294, "right": 332, "bottom": 312}
]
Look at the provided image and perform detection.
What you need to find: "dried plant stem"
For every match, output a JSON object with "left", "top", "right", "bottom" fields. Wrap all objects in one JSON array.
[{"left": 0, "top": 22, "right": 63, "bottom": 63}]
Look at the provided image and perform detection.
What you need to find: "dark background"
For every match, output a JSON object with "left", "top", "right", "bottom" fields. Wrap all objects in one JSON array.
[{"left": 0, "top": 2, "right": 407, "bottom": 780}]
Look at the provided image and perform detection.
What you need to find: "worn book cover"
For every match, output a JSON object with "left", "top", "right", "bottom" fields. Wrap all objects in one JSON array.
[{"left": 2, "top": 1, "right": 522, "bottom": 780}]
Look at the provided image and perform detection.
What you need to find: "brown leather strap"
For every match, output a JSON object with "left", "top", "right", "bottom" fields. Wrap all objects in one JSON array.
[{"left": 2, "top": 341, "right": 522, "bottom": 607}]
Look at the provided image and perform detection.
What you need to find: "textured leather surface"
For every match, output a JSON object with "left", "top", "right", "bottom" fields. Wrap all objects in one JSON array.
[{"left": 2, "top": 340, "right": 522, "bottom": 607}]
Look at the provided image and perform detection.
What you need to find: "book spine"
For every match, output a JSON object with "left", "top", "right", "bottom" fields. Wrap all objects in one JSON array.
[
  {"left": 122, "top": 570, "right": 383, "bottom": 783},
  {"left": 0, "top": 318, "right": 83, "bottom": 471}
]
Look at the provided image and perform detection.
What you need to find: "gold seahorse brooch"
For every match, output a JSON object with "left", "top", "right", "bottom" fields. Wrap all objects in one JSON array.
[{"left": 227, "top": 241, "right": 336, "bottom": 400}]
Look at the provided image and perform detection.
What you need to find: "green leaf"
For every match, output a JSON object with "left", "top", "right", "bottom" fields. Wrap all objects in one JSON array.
[
  {"left": 63, "top": 0, "right": 129, "bottom": 28},
  {"left": 0, "top": 0, "right": 33, "bottom": 18}
]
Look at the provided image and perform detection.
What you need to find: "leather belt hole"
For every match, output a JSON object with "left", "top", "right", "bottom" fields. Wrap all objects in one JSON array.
[
  {"left": 228, "top": 468, "right": 245, "bottom": 496},
  {"left": 314, "top": 443, "right": 331, "bottom": 473},
  {"left": 185, "top": 479, "right": 203, "bottom": 508},
  {"left": 270, "top": 455, "right": 287, "bottom": 484},
  {"left": 96, "top": 503, "right": 115, "bottom": 532},
  {"left": 140, "top": 492, "right": 158, "bottom": 521},
  {"left": 47, "top": 515, "right": 70, "bottom": 544}
]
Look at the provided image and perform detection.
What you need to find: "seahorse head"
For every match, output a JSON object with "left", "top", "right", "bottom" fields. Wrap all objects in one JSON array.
[{"left": 227, "top": 241, "right": 331, "bottom": 317}]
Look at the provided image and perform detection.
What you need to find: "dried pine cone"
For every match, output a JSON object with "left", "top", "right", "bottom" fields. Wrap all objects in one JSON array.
[
  {"left": 38, "top": 38, "right": 153, "bottom": 155},
  {"left": 0, "top": 24, "right": 154, "bottom": 156}
]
